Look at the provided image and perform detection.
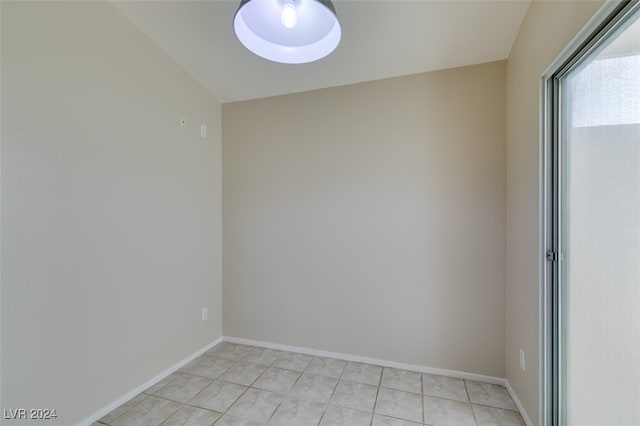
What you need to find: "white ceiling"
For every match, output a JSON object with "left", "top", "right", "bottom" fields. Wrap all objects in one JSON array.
[{"left": 113, "top": 0, "right": 530, "bottom": 103}]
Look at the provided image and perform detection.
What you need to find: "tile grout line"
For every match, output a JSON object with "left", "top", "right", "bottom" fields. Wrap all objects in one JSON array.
[
  {"left": 464, "top": 380, "right": 480, "bottom": 426},
  {"left": 298, "top": 352, "right": 325, "bottom": 426},
  {"left": 316, "top": 358, "right": 348, "bottom": 425},
  {"left": 369, "top": 365, "right": 385, "bottom": 425},
  {"left": 156, "top": 402, "right": 184, "bottom": 426},
  {"left": 263, "top": 351, "right": 309, "bottom": 425},
  {"left": 328, "top": 365, "right": 379, "bottom": 422},
  {"left": 98, "top": 392, "right": 150, "bottom": 425},
  {"left": 177, "top": 357, "right": 235, "bottom": 418},
  {"left": 102, "top": 342, "right": 522, "bottom": 425},
  {"left": 421, "top": 372, "right": 425, "bottom": 425},
  {"left": 212, "top": 348, "right": 255, "bottom": 421},
  {"left": 227, "top": 347, "right": 284, "bottom": 423},
  {"left": 264, "top": 350, "right": 334, "bottom": 425},
  {"left": 301, "top": 354, "right": 329, "bottom": 426},
  {"left": 150, "top": 390, "right": 224, "bottom": 419}
]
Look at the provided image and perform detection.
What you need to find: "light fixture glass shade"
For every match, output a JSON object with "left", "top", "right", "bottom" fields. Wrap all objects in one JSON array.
[{"left": 233, "top": 0, "right": 342, "bottom": 64}]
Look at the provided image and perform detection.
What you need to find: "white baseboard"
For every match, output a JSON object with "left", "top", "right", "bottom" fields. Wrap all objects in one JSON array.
[
  {"left": 223, "top": 336, "right": 505, "bottom": 385},
  {"left": 78, "top": 336, "right": 223, "bottom": 426},
  {"left": 505, "top": 379, "right": 533, "bottom": 426},
  {"left": 79, "top": 336, "right": 531, "bottom": 426},
  {"left": 233, "top": 334, "right": 532, "bottom": 424}
]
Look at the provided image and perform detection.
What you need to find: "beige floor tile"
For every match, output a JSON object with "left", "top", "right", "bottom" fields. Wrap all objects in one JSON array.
[
  {"left": 243, "top": 347, "right": 286, "bottom": 366},
  {"left": 99, "top": 393, "right": 148, "bottom": 424},
  {"left": 423, "top": 395, "right": 475, "bottom": 426},
  {"left": 375, "top": 388, "right": 423, "bottom": 423},
  {"left": 422, "top": 374, "right": 468, "bottom": 402},
  {"left": 189, "top": 381, "right": 247, "bottom": 412},
  {"left": 288, "top": 373, "right": 339, "bottom": 403},
  {"left": 372, "top": 414, "right": 423, "bottom": 426},
  {"left": 206, "top": 343, "right": 254, "bottom": 361},
  {"left": 473, "top": 404, "right": 526, "bottom": 426},
  {"left": 179, "top": 355, "right": 207, "bottom": 373},
  {"left": 466, "top": 381, "right": 518, "bottom": 411},
  {"left": 320, "top": 406, "right": 372, "bottom": 425},
  {"left": 162, "top": 405, "right": 220, "bottom": 426},
  {"left": 186, "top": 356, "right": 235, "bottom": 380},
  {"left": 381, "top": 368, "right": 422, "bottom": 394},
  {"left": 97, "top": 345, "right": 528, "bottom": 426},
  {"left": 272, "top": 352, "right": 314, "bottom": 372},
  {"left": 253, "top": 367, "right": 301, "bottom": 394},
  {"left": 213, "top": 415, "right": 263, "bottom": 426},
  {"left": 152, "top": 374, "right": 212, "bottom": 403},
  {"left": 306, "top": 357, "right": 347, "bottom": 379},
  {"left": 144, "top": 372, "right": 181, "bottom": 395},
  {"left": 342, "top": 362, "right": 382, "bottom": 386},
  {"left": 227, "top": 388, "right": 285, "bottom": 423},
  {"left": 330, "top": 381, "right": 378, "bottom": 412},
  {"left": 219, "top": 362, "right": 268, "bottom": 386},
  {"left": 268, "top": 397, "right": 325, "bottom": 426},
  {"left": 110, "top": 396, "right": 181, "bottom": 426}
]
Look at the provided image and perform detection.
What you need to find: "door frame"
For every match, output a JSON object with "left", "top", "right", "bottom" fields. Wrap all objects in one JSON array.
[{"left": 540, "top": 1, "right": 640, "bottom": 424}]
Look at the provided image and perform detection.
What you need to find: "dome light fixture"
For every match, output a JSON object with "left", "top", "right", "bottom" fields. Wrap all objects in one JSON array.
[{"left": 233, "top": 0, "right": 342, "bottom": 64}]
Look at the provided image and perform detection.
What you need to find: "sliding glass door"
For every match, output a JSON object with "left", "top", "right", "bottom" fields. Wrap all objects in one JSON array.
[{"left": 549, "top": 2, "right": 640, "bottom": 425}]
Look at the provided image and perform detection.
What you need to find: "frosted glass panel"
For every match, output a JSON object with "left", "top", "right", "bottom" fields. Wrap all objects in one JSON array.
[
  {"left": 570, "top": 56, "right": 640, "bottom": 127},
  {"left": 562, "top": 12, "right": 640, "bottom": 426}
]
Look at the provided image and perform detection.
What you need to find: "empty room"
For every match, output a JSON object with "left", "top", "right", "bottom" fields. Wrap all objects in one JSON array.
[{"left": 2, "top": 0, "right": 639, "bottom": 425}]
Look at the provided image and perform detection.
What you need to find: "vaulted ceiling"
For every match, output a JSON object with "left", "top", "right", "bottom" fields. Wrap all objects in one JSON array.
[{"left": 114, "top": 1, "right": 531, "bottom": 103}]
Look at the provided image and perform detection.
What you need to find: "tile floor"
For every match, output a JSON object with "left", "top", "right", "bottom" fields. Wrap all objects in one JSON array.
[{"left": 95, "top": 342, "right": 526, "bottom": 426}]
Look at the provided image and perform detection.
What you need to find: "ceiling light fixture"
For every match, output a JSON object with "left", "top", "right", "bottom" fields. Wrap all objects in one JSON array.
[{"left": 233, "top": 0, "right": 342, "bottom": 64}]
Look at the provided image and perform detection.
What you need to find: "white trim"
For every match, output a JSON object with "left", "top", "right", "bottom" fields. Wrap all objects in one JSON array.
[
  {"left": 538, "top": 2, "right": 633, "bottom": 424},
  {"left": 77, "top": 337, "right": 223, "bottom": 426},
  {"left": 541, "top": 0, "right": 622, "bottom": 79},
  {"left": 223, "top": 336, "right": 505, "bottom": 385},
  {"left": 506, "top": 379, "right": 534, "bottom": 426},
  {"left": 539, "top": 72, "right": 550, "bottom": 426},
  {"left": 77, "top": 336, "right": 527, "bottom": 425}
]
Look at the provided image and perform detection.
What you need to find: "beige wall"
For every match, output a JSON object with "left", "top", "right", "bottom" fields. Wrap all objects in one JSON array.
[
  {"left": 223, "top": 61, "right": 507, "bottom": 377},
  {"left": 1, "top": 2, "right": 222, "bottom": 424},
  {"left": 505, "top": 1, "right": 603, "bottom": 424},
  {"left": 0, "top": 0, "right": 613, "bottom": 423}
]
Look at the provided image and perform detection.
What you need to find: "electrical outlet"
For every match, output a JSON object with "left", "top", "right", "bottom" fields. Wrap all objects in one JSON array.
[
  {"left": 520, "top": 349, "right": 526, "bottom": 371},
  {"left": 201, "top": 308, "right": 208, "bottom": 322},
  {"left": 200, "top": 124, "right": 207, "bottom": 138},
  {"left": 180, "top": 116, "right": 187, "bottom": 130}
]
